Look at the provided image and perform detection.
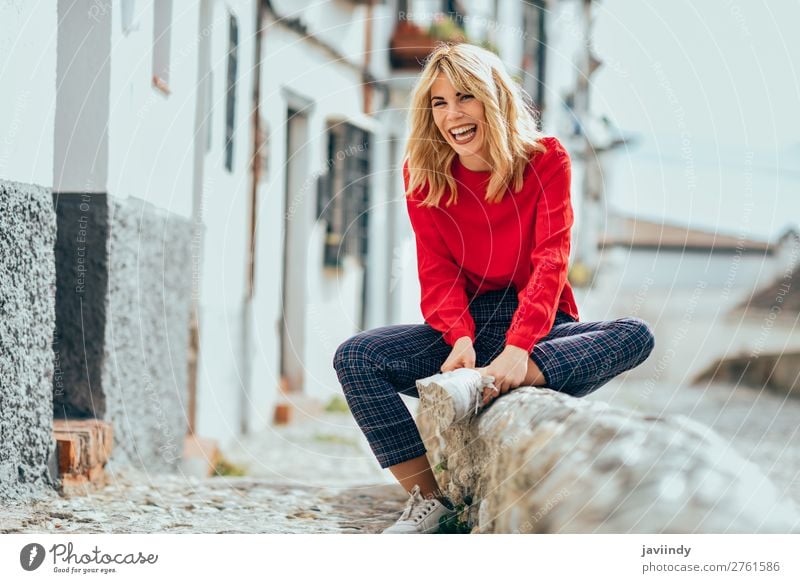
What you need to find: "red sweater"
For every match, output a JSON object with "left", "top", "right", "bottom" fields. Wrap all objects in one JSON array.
[{"left": 404, "top": 136, "right": 580, "bottom": 352}]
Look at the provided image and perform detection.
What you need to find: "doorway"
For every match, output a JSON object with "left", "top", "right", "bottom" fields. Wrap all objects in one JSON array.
[{"left": 279, "top": 106, "right": 311, "bottom": 393}]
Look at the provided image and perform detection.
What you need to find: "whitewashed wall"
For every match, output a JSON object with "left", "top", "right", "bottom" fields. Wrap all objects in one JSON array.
[
  {"left": 192, "top": 0, "right": 256, "bottom": 447},
  {"left": 106, "top": 0, "right": 200, "bottom": 219},
  {"left": 251, "top": 8, "right": 390, "bottom": 412},
  {"left": 0, "top": 1, "right": 57, "bottom": 186}
]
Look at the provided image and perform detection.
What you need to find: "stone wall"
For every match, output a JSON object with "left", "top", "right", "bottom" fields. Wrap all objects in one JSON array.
[
  {"left": 697, "top": 351, "right": 800, "bottom": 398},
  {"left": 102, "top": 196, "right": 193, "bottom": 471},
  {"left": 416, "top": 369, "right": 800, "bottom": 533},
  {"left": 53, "top": 193, "right": 193, "bottom": 473},
  {"left": 0, "top": 180, "right": 57, "bottom": 501}
]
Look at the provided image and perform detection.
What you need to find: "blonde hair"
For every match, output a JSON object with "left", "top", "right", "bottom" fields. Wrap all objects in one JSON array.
[{"left": 404, "top": 42, "right": 547, "bottom": 208}]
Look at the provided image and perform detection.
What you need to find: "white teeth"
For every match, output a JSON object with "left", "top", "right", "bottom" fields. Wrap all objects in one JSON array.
[
  {"left": 450, "top": 124, "right": 477, "bottom": 144},
  {"left": 450, "top": 124, "right": 476, "bottom": 136}
]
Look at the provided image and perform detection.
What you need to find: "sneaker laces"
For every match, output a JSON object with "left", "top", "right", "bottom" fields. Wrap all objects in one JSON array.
[
  {"left": 474, "top": 375, "right": 497, "bottom": 415},
  {"left": 398, "top": 485, "right": 439, "bottom": 522}
]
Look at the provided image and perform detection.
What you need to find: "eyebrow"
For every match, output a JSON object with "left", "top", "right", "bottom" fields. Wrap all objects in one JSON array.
[{"left": 430, "top": 92, "right": 465, "bottom": 101}]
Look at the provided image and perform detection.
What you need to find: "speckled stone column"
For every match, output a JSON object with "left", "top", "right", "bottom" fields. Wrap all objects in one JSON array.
[
  {"left": 0, "top": 180, "right": 58, "bottom": 502},
  {"left": 53, "top": 193, "right": 193, "bottom": 473}
]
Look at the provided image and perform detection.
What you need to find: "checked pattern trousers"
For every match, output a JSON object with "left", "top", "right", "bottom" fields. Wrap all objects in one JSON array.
[{"left": 333, "top": 286, "right": 655, "bottom": 469}]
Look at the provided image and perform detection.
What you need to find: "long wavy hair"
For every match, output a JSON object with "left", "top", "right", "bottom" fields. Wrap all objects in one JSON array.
[{"left": 404, "top": 42, "right": 547, "bottom": 208}]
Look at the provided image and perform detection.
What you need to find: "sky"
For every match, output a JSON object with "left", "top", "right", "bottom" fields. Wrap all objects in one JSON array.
[{"left": 589, "top": 0, "right": 800, "bottom": 240}]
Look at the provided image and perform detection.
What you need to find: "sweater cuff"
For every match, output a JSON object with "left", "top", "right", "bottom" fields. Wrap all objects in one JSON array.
[{"left": 444, "top": 328, "right": 474, "bottom": 347}]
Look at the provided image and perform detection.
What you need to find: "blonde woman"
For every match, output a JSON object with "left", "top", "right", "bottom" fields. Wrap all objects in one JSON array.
[{"left": 333, "top": 43, "right": 654, "bottom": 534}]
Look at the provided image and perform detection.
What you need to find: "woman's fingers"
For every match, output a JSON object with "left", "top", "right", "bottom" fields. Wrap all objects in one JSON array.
[
  {"left": 477, "top": 366, "right": 526, "bottom": 405},
  {"left": 481, "top": 378, "right": 499, "bottom": 405},
  {"left": 441, "top": 357, "right": 471, "bottom": 373},
  {"left": 479, "top": 374, "right": 513, "bottom": 406},
  {"left": 487, "top": 376, "right": 505, "bottom": 393},
  {"left": 441, "top": 344, "right": 477, "bottom": 373}
]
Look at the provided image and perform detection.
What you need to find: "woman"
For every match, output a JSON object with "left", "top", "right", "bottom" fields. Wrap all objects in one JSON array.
[{"left": 333, "top": 43, "right": 655, "bottom": 534}]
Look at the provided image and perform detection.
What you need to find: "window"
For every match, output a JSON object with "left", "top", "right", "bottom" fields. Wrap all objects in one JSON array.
[
  {"left": 522, "top": 0, "right": 547, "bottom": 127},
  {"left": 152, "top": 0, "right": 173, "bottom": 94},
  {"left": 318, "top": 123, "right": 371, "bottom": 269},
  {"left": 121, "top": 0, "right": 139, "bottom": 35},
  {"left": 205, "top": 70, "right": 213, "bottom": 152},
  {"left": 224, "top": 13, "right": 239, "bottom": 172}
]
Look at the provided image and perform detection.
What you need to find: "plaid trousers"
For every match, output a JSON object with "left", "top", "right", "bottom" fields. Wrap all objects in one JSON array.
[{"left": 332, "top": 286, "right": 655, "bottom": 469}]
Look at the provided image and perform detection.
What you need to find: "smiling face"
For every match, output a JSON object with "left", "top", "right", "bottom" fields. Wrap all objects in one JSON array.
[{"left": 429, "top": 71, "right": 491, "bottom": 171}]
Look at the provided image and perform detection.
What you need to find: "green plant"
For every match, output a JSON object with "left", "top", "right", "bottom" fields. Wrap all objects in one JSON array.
[
  {"left": 437, "top": 502, "right": 473, "bottom": 534},
  {"left": 479, "top": 39, "right": 499, "bottom": 55},
  {"left": 312, "top": 432, "right": 358, "bottom": 447},
  {"left": 214, "top": 457, "right": 247, "bottom": 477},
  {"left": 433, "top": 459, "right": 448, "bottom": 473},
  {"left": 428, "top": 15, "right": 467, "bottom": 43},
  {"left": 568, "top": 261, "right": 594, "bottom": 288},
  {"left": 324, "top": 395, "right": 350, "bottom": 413}
]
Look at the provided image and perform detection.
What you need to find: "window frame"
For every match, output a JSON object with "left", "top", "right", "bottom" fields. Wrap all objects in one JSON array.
[{"left": 151, "top": 0, "right": 173, "bottom": 95}]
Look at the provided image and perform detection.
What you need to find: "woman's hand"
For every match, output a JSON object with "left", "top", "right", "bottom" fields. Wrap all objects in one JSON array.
[
  {"left": 476, "top": 345, "right": 530, "bottom": 406},
  {"left": 441, "top": 336, "right": 476, "bottom": 372}
]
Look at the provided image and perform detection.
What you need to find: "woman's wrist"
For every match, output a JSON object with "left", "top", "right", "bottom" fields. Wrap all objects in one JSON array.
[{"left": 504, "top": 343, "right": 528, "bottom": 357}]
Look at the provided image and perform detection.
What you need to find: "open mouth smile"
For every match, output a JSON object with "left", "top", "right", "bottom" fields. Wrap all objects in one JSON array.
[{"left": 449, "top": 124, "right": 477, "bottom": 144}]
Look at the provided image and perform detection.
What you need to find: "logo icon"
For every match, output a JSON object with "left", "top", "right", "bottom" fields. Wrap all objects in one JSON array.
[{"left": 20, "top": 543, "right": 46, "bottom": 571}]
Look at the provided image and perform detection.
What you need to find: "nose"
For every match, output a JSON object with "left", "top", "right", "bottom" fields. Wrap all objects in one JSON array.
[{"left": 444, "top": 103, "right": 466, "bottom": 123}]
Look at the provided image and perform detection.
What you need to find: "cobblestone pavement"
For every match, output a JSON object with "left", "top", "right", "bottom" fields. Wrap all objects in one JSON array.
[
  {"left": 1, "top": 380, "right": 797, "bottom": 533},
  {"left": 0, "top": 409, "right": 406, "bottom": 534},
  {"left": 0, "top": 472, "right": 406, "bottom": 534}
]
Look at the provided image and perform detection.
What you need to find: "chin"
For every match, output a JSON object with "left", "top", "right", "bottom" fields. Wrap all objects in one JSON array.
[{"left": 458, "top": 144, "right": 485, "bottom": 158}]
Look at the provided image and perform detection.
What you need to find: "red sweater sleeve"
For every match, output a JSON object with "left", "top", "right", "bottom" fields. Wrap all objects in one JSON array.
[
  {"left": 506, "top": 141, "right": 574, "bottom": 352},
  {"left": 404, "top": 161, "right": 475, "bottom": 347}
]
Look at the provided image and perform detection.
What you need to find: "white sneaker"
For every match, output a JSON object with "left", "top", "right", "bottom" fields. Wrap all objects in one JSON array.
[
  {"left": 382, "top": 485, "right": 456, "bottom": 534},
  {"left": 417, "top": 368, "right": 497, "bottom": 429}
]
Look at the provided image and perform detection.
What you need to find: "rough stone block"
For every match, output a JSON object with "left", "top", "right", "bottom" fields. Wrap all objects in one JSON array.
[
  {"left": 0, "top": 179, "right": 58, "bottom": 502},
  {"left": 416, "top": 368, "right": 800, "bottom": 533}
]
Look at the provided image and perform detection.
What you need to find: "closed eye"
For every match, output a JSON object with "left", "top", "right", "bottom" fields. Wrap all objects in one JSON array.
[{"left": 432, "top": 95, "right": 474, "bottom": 107}]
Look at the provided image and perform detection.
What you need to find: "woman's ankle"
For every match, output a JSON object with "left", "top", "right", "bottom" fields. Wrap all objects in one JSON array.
[{"left": 421, "top": 487, "right": 453, "bottom": 508}]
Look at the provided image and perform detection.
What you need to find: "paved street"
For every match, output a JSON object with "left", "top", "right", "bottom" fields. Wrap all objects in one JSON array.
[{"left": 1, "top": 409, "right": 405, "bottom": 534}]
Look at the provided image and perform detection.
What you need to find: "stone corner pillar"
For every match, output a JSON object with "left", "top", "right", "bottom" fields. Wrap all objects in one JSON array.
[{"left": 0, "top": 180, "right": 58, "bottom": 502}]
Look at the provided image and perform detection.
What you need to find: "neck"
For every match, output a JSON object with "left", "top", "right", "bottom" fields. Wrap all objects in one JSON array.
[{"left": 458, "top": 153, "right": 491, "bottom": 172}]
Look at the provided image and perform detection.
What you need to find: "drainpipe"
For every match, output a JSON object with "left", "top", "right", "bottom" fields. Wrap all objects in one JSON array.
[
  {"left": 187, "top": 0, "right": 214, "bottom": 436},
  {"left": 240, "top": 0, "right": 266, "bottom": 436},
  {"left": 363, "top": 0, "right": 374, "bottom": 115}
]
